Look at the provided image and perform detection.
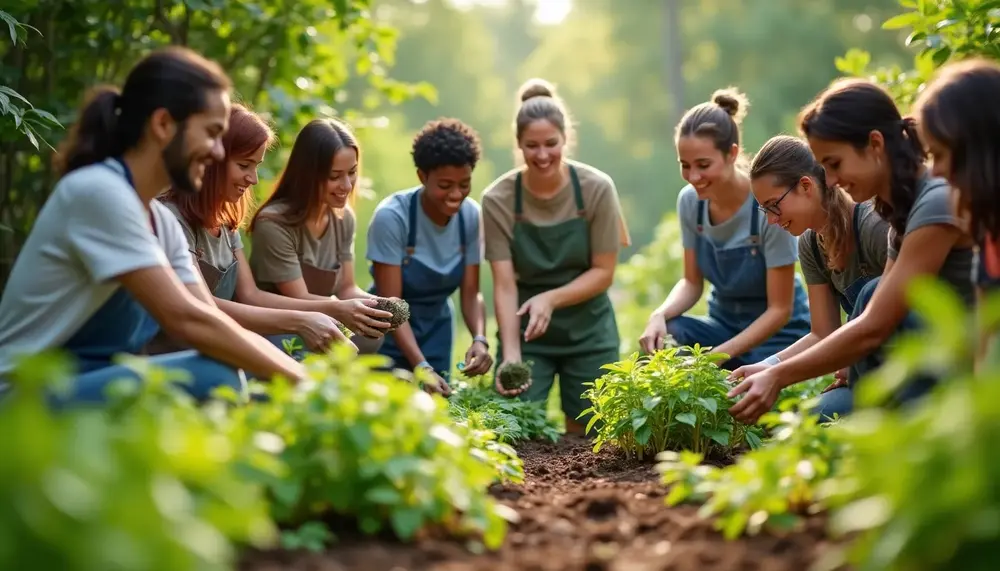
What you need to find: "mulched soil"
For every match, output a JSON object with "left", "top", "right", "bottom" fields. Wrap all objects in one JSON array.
[{"left": 240, "top": 435, "right": 844, "bottom": 571}]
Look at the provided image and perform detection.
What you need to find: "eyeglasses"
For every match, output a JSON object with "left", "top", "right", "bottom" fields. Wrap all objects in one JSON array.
[{"left": 758, "top": 181, "right": 798, "bottom": 217}]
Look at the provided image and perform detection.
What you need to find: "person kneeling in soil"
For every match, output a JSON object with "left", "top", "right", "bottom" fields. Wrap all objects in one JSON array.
[
  {"left": 248, "top": 118, "right": 395, "bottom": 358},
  {"left": 0, "top": 47, "right": 306, "bottom": 406},
  {"left": 155, "top": 103, "right": 393, "bottom": 358},
  {"left": 366, "top": 118, "right": 493, "bottom": 394},
  {"left": 483, "top": 78, "right": 629, "bottom": 434},
  {"left": 728, "top": 135, "right": 890, "bottom": 420},
  {"left": 727, "top": 79, "right": 976, "bottom": 425},
  {"left": 639, "top": 88, "right": 811, "bottom": 370},
  {"left": 913, "top": 58, "right": 1000, "bottom": 366}
]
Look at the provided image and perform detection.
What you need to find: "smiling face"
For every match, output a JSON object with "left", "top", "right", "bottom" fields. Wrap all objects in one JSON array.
[
  {"left": 677, "top": 135, "right": 737, "bottom": 199},
  {"left": 419, "top": 165, "right": 473, "bottom": 218},
  {"left": 751, "top": 174, "right": 824, "bottom": 236},
  {"left": 518, "top": 119, "right": 565, "bottom": 177},
  {"left": 222, "top": 142, "right": 267, "bottom": 204},
  {"left": 162, "top": 88, "right": 231, "bottom": 194},
  {"left": 806, "top": 134, "right": 887, "bottom": 204},
  {"left": 322, "top": 146, "right": 358, "bottom": 210}
]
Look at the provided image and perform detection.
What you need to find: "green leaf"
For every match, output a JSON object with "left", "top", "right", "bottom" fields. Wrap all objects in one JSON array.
[
  {"left": 675, "top": 412, "right": 697, "bottom": 427},
  {"left": 697, "top": 397, "right": 718, "bottom": 416},
  {"left": 706, "top": 429, "right": 730, "bottom": 447},
  {"left": 882, "top": 11, "right": 922, "bottom": 30},
  {"left": 390, "top": 507, "right": 424, "bottom": 540},
  {"left": 365, "top": 486, "right": 402, "bottom": 505},
  {"left": 635, "top": 423, "right": 653, "bottom": 446},
  {"left": 271, "top": 478, "right": 303, "bottom": 507}
]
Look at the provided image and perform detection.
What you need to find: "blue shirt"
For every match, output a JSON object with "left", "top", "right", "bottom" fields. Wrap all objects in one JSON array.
[
  {"left": 366, "top": 187, "right": 481, "bottom": 273},
  {"left": 677, "top": 184, "right": 799, "bottom": 269}
]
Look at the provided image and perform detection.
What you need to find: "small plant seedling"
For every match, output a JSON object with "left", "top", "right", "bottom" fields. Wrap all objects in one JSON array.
[
  {"left": 374, "top": 297, "right": 411, "bottom": 331},
  {"left": 497, "top": 362, "right": 531, "bottom": 391}
]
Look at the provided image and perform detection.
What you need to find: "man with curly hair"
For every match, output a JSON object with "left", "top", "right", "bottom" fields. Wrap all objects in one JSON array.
[{"left": 366, "top": 118, "right": 493, "bottom": 390}]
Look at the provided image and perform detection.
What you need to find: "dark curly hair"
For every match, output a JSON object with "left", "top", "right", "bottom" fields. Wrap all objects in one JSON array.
[{"left": 411, "top": 118, "right": 482, "bottom": 173}]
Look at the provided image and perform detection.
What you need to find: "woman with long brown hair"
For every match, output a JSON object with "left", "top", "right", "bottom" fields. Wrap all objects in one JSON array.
[
  {"left": 248, "top": 118, "right": 418, "bottom": 369},
  {"left": 728, "top": 134, "right": 891, "bottom": 419},
  {"left": 157, "top": 104, "right": 390, "bottom": 355}
]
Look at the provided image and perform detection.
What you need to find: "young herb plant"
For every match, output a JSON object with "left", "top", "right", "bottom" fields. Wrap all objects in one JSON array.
[
  {"left": 579, "top": 346, "right": 764, "bottom": 460},
  {"left": 448, "top": 377, "right": 561, "bottom": 444}
]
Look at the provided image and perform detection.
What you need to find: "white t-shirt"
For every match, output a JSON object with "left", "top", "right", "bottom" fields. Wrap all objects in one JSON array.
[{"left": 0, "top": 158, "right": 199, "bottom": 376}]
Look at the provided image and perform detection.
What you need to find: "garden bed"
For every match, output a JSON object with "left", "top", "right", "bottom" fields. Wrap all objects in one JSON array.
[{"left": 240, "top": 435, "right": 840, "bottom": 571}]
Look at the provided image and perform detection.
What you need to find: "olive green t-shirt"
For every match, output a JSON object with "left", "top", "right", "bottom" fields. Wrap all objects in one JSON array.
[
  {"left": 160, "top": 200, "right": 243, "bottom": 271},
  {"left": 482, "top": 161, "right": 624, "bottom": 262},
  {"left": 249, "top": 202, "right": 356, "bottom": 293},
  {"left": 799, "top": 200, "right": 889, "bottom": 295}
]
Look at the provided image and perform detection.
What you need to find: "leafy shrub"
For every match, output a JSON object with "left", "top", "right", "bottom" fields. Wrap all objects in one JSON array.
[
  {"left": 580, "top": 346, "right": 764, "bottom": 460},
  {"left": 448, "top": 377, "right": 561, "bottom": 444},
  {"left": 219, "top": 347, "right": 522, "bottom": 551},
  {"left": 0, "top": 353, "right": 276, "bottom": 571},
  {"left": 657, "top": 408, "right": 847, "bottom": 540}
]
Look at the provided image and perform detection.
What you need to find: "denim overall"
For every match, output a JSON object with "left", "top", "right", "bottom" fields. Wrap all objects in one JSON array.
[
  {"left": 495, "top": 166, "right": 620, "bottom": 425},
  {"left": 369, "top": 188, "right": 467, "bottom": 379},
  {"left": 666, "top": 196, "right": 811, "bottom": 369},
  {"left": 52, "top": 159, "right": 245, "bottom": 408}
]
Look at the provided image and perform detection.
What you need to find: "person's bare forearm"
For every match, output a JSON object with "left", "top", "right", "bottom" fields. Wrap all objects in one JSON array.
[
  {"left": 462, "top": 291, "right": 487, "bottom": 338},
  {"left": 494, "top": 281, "right": 521, "bottom": 362},
  {"left": 214, "top": 298, "right": 300, "bottom": 336},
  {"left": 653, "top": 279, "right": 703, "bottom": 320}
]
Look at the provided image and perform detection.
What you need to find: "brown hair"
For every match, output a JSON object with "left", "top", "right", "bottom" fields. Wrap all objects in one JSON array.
[
  {"left": 799, "top": 78, "right": 924, "bottom": 252},
  {"left": 675, "top": 87, "right": 749, "bottom": 158},
  {"left": 915, "top": 58, "right": 1000, "bottom": 242},
  {"left": 55, "top": 46, "right": 230, "bottom": 176},
  {"left": 514, "top": 78, "right": 575, "bottom": 153},
  {"left": 162, "top": 103, "right": 275, "bottom": 230},
  {"left": 250, "top": 117, "right": 359, "bottom": 232},
  {"left": 751, "top": 135, "right": 854, "bottom": 271}
]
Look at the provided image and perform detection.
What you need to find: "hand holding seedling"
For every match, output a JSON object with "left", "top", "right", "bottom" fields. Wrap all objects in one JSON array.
[
  {"left": 517, "top": 293, "right": 554, "bottom": 342},
  {"left": 726, "top": 361, "right": 772, "bottom": 383},
  {"left": 727, "top": 368, "right": 782, "bottom": 424},
  {"left": 495, "top": 361, "right": 532, "bottom": 397},
  {"left": 294, "top": 311, "right": 349, "bottom": 352},
  {"left": 462, "top": 340, "right": 493, "bottom": 376},
  {"left": 331, "top": 298, "right": 394, "bottom": 338}
]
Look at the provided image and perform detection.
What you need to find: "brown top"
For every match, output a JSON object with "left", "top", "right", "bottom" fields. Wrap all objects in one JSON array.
[
  {"left": 249, "top": 202, "right": 355, "bottom": 292},
  {"left": 482, "top": 160, "right": 624, "bottom": 262}
]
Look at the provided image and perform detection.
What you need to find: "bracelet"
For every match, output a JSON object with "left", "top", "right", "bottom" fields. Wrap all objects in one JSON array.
[
  {"left": 472, "top": 335, "right": 489, "bottom": 349},
  {"left": 763, "top": 355, "right": 782, "bottom": 366},
  {"left": 415, "top": 360, "right": 432, "bottom": 370}
]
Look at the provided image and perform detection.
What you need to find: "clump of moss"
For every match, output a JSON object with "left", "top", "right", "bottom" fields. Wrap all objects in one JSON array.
[
  {"left": 497, "top": 361, "right": 532, "bottom": 391},
  {"left": 374, "top": 297, "right": 411, "bottom": 331}
]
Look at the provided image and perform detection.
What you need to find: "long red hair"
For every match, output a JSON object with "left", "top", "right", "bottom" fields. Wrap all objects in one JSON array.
[{"left": 163, "top": 103, "right": 275, "bottom": 230}]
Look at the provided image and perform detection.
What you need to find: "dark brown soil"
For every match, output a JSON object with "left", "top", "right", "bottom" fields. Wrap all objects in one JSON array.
[{"left": 240, "top": 435, "right": 843, "bottom": 571}]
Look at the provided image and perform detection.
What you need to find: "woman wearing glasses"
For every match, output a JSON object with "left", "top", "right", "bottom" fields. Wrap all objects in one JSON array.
[
  {"left": 639, "top": 89, "right": 810, "bottom": 369},
  {"left": 728, "top": 135, "right": 890, "bottom": 419}
]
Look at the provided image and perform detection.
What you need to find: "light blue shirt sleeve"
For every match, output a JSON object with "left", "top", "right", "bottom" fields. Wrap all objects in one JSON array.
[
  {"left": 760, "top": 220, "right": 799, "bottom": 268},
  {"left": 366, "top": 197, "right": 407, "bottom": 266},
  {"left": 153, "top": 203, "right": 200, "bottom": 285},
  {"left": 677, "top": 185, "right": 699, "bottom": 250},
  {"left": 464, "top": 199, "right": 482, "bottom": 266}
]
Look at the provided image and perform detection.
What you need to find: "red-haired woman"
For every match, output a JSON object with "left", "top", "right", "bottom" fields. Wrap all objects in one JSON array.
[{"left": 158, "top": 104, "right": 391, "bottom": 355}]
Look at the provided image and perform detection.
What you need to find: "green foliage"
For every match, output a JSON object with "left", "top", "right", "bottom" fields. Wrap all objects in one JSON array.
[
  {"left": 0, "top": 10, "right": 61, "bottom": 151},
  {"left": 217, "top": 346, "right": 521, "bottom": 550},
  {"left": 657, "top": 409, "right": 847, "bottom": 540},
  {"left": 0, "top": 352, "right": 276, "bottom": 571},
  {"left": 448, "top": 376, "right": 562, "bottom": 444},
  {"left": 580, "top": 346, "right": 765, "bottom": 460},
  {"left": 835, "top": 0, "right": 1000, "bottom": 109}
]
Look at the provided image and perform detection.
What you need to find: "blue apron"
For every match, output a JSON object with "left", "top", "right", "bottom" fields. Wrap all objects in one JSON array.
[
  {"left": 668, "top": 196, "right": 810, "bottom": 367},
  {"left": 808, "top": 204, "right": 877, "bottom": 314},
  {"left": 370, "top": 188, "right": 467, "bottom": 379},
  {"left": 54, "top": 158, "right": 244, "bottom": 406}
]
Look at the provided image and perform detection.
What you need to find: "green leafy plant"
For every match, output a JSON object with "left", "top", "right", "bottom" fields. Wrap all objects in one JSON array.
[
  {"left": 580, "top": 346, "right": 764, "bottom": 460},
  {"left": 220, "top": 345, "right": 521, "bottom": 551},
  {"left": 657, "top": 408, "right": 848, "bottom": 540},
  {"left": 448, "top": 377, "right": 561, "bottom": 444},
  {"left": 0, "top": 352, "right": 277, "bottom": 571}
]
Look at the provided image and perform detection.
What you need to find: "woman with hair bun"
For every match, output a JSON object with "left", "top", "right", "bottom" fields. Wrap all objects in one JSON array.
[
  {"left": 482, "top": 78, "right": 626, "bottom": 433},
  {"left": 639, "top": 88, "right": 811, "bottom": 372}
]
